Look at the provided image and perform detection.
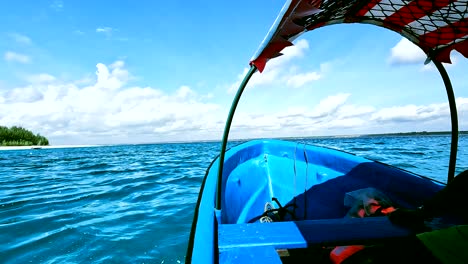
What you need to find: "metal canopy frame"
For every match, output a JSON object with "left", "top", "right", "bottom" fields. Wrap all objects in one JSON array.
[
  {"left": 433, "top": 60, "right": 458, "bottom": 183},
  {"left": 215, "top": 66, "right": 257, "bottom": 210}
]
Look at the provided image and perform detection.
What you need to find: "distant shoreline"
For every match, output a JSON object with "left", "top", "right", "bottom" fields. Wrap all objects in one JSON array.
[
  {"left": 255, "top": 131, "right": 468, "bottom": 143},
  {"left": 228, "top": 130, "right": 467, "bottom": 142},
  {"left": 130, "top": 130, "right": 468, "bottom": 145},
  {"left": 358, "top": 131, "right": 468, "bottom": 137},
  {"left": 0, "top": 145, "right": 102, "bottom": 151},
  {"left": 1, "top": 131, "right": 465, "bottom": 150}
]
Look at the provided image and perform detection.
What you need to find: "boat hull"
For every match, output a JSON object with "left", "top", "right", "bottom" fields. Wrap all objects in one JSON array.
[{"left": 186, "top": 139, "right": 444, "bottom": 263}]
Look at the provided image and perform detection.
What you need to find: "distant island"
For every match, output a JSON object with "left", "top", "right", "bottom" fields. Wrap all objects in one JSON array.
[
  {"left": 361, "top": 131, "right": 468, "bottom": 137},
  {"left": 0, "top": 126, "right": 49, "bottom": 146}
]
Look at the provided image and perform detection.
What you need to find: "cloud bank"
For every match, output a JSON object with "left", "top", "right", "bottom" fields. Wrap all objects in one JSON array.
[
  {"left": 1, "top": 60, "right": 466, "bottom": 145},
  {"left": 0, "top": 61, "right": 221, "bottom": 144}
]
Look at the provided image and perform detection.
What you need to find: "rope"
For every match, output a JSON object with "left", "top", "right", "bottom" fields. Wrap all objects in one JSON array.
[{"left": 247, "top": 197, "right": 298, "bottom": 223}]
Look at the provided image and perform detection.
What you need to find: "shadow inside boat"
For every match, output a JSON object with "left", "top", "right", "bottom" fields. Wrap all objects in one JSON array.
[
  {"left": 281, "top": 162, "right": 442, "bottom": 221},
  {"left": 273, "top": 162, "right": 443, "bottom": 262}
]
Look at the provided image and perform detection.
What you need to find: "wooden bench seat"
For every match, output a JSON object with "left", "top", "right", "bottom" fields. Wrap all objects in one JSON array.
[{"left": 218, "top": 217, "right": 414, "bottom": 262}]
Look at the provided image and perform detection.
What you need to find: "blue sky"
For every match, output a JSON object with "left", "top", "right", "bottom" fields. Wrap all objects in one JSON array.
[{"left": 0, "top": 0, "right": 467, "bottom": 145}]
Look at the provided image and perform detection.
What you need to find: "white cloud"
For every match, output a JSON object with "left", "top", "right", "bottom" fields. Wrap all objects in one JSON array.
[
  {"left": 336, "top": 104, "right": 376, "bottom": 119},
  {"left": 3, "top": 86, "right": 44, "bottom": 103},
  {"left": 176, "top": 85, "right": 196, "bottom": 98},
  {"left": 96, "top": 27, "right": 112, "bottom": 33},
  {"left": 95, "top": 60, "right": 129, "bottom": 90},
  {"left": 0, "top": 61, "right": 221, "bottom": 144},
  {"left": 228, "top": 94, "right": 468, "bottom": 140},
  {"left": 96, "top": 27, "right": 114, "bottom": 37},
  {"left": 310, "top": 93, "right": 350, "bottom": 118},
  {"left": 389, "top": 38, "right": 462, "bottom": 71},
  {"left": 371, "top": 103, "right": 449, "bottom": 122},
  {"left": 9, "top": 33, "right": 32, "bottom": 45},
  {"left": 230, "top": 93, "right": 375, "bottom": 137},
  {"left": 228, "top": 39, "right": 322, "bottom": 93},
  {"left": 26, "top": 73, "right": 56, "bottom": 83},
  {"left": 286, "top": 72, "right": 321, "bottom": 88},
  {"left": 4, "top": 51, "right": 31, "bottom": 63},
  {"left": 388, "top": 38, "right": 426, "bottom": 65},
  {"left": 2, "top": 60, "right": 466, "bottom": 145}
]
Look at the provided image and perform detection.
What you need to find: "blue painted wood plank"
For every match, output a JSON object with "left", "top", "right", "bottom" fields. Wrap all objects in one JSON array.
[
  {"left": 219, "top": 221, "right": 307, "bottom": 250},
  {"left": 219, "top": 246, "right": 282, "bottom": 264},
  {"left": 219, "top": 217, "right": 414, "bottom": 250}
]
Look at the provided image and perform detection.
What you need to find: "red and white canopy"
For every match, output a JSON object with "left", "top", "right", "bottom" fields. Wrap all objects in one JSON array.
[{"left": 251, "top": 0, "right": 468, "bottom": 72}]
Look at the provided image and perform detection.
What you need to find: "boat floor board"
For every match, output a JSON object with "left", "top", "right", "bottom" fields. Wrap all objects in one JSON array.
[{"left": 218, "top": 217, "right": 414, "bottom": 251}]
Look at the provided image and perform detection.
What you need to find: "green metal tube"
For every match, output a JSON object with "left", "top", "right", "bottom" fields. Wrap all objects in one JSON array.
[
  {"left": 433, "top": 60, "right": 458, "bottom": 183},
  {"left": 216, "top": 65, "right": 257, "bottom": 210}
]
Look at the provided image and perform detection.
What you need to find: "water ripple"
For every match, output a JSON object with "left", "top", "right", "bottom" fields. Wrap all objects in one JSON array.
[{"left": 0, "top": 136, "right": 467, "bottom": 263}]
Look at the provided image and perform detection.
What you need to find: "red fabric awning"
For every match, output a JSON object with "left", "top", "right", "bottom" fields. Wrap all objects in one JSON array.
[{"left": 250, "top": 0, "right": 468, "bottom": 72}]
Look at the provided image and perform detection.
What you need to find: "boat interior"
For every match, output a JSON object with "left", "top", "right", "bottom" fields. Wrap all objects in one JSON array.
[{"left": 214, "top": 140, "right": 445, "bottom": 263}]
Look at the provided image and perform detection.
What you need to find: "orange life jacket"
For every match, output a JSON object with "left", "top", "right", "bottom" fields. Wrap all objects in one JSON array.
[{"left": 330, "top": 205, "right": 396, "bottom": 263}]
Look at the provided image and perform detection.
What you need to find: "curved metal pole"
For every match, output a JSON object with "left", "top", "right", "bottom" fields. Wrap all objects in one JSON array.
[
  {"left": 216, "top": 66, "right": 257, "bottom": 210},
  {"left": 433, "top": 60, "right": 458, "bottom": 183}
]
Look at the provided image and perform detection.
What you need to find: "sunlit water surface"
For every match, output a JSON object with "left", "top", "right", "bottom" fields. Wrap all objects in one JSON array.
[{"left": 1, "top": 135, "right": 467, "bottom": 263}]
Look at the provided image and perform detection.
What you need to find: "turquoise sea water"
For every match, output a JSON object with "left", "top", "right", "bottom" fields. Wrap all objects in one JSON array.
[{"left": 1, "top": 135, "right": 467, "bottom": 263}]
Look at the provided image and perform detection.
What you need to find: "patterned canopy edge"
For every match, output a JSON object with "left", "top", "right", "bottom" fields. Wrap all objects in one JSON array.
[{"left": 250, "top": 0, "right": 468, "bottom": 72}]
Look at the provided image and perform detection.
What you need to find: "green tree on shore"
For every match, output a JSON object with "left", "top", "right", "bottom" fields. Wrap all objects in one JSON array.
[{"left": 0, "top": 126, "right": 49, "bottom": 146}]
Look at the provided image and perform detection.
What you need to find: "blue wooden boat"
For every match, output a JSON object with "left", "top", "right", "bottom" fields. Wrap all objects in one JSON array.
[{"left": 186, "top": 0, "right": 467, "bottom": 263}]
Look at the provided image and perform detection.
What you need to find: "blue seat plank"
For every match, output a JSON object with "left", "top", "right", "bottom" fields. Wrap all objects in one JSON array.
[
  {"left": 219, "top": 246, "right": 282, "bottom": 264},
  {"left": 219, "top": 221, "right": 307, "bottom": 250},
  {"left": 218, "top": 217, "right": 414, "bottom": 250}
]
